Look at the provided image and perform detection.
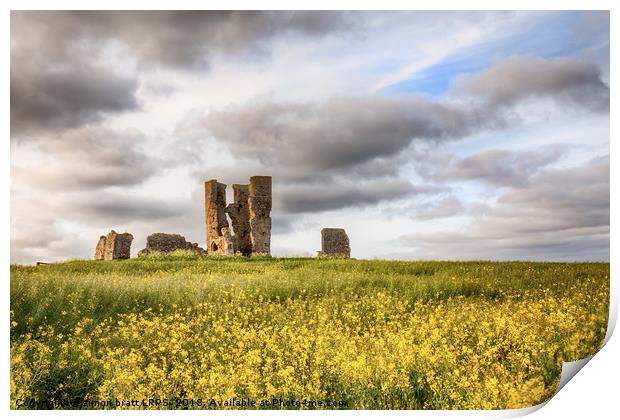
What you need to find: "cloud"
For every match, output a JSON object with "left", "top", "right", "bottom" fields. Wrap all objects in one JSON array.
[
  {"left": 277, "top": 178, "right": 426, "bottom": 214},
  {"left": 11, "top": 11, "right": 140, "bottom": 135},
  {"left": 184, "top": 95, "right": 487, "bottom": 175},
  {"left": 196, "top": 97, "right": 483, "bottom": 173},
  {"left": 11, "top": 11, "right": 352, "bottom": 68},
  {"left": 400, "top": 155, "right": 609, "bottom": 261},
  {"left": 187, "top": 54, "right": 608, "bottom": 181},
  {"left": 179, "top": 52, "right": 608, "bottom": 213},
  {"left": 9, "top": 12, "right": 610, "bottom": 264},
  {"left": 272, "top": 216, "right": 296, "bottom": 235},
  {"left": 12, "top": 126, "right": 163, "bottom": 190},
  {"left": 10, "top": 62, "right": 139, "bottom": 136},
  {"left": 10, "top": 229, "right": 94, "bottom": 264},
  {"left": 495, "top": 156, "right": 609, "bottom": 231},
  {"left": 10, "top": 189, "right": 199, "bottom": 263},
  {"left": 101, "top": 11, "right": 353, "bottom": 68},
  {"left": 66, "top": 193, "right": 187, "bottom": 224},
  {"left": 415, "top": 144, "right": 571, "bottom": 187},
  {"left": 178, "top": 95, "right": 478, "bottom": 214},
  {"left": 412, "top": 197, "right": 466, "bottom": 220},
  {"left": 453, "top": 55, "right": 610, "bottom": 111},
  {"left": 10, "top": 191, "right": 94, "bottom": 263},
  {"left": 10, "top": 11, "right": 353, "bottom": 136}
]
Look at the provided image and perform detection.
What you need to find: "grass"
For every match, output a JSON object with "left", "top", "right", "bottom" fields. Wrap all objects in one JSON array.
[{"left": 10, "top": 254, "right": 609, "bottom": 409}]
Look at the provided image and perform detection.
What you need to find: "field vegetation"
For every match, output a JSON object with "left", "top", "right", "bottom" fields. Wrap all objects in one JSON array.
[{"left": 10, "top": 253, "right": 609, "bottom": 409}]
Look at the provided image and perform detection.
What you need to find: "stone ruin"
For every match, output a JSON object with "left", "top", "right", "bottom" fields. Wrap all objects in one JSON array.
[
  {"left": 91, "top": 176, "right": 354, "bottom": 261},
  {"left": 318, "top": 228, "right": 351, "bottom": 258},
  {"left": 138, "top": 233, "right": 206, "bottom": 256},
  {"left": 94, "top": 230, "right": 133, "bottom": 260},
  {"left": 205, "top": 176, "right": 272, "bottom": 256}
]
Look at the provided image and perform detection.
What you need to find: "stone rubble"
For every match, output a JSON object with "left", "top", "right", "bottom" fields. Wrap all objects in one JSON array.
[{"left": 137, "top": 233, "right": 206, "bottom": 256}]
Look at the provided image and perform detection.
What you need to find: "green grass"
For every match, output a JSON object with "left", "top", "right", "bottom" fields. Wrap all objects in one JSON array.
[{"left": 10, "top": 256, "right": 610, "bottom": 409}]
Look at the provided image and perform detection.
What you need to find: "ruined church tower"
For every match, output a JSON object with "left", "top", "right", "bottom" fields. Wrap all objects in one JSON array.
[{"left": 204, "top": 176, "right": 272, "bottom": 256}]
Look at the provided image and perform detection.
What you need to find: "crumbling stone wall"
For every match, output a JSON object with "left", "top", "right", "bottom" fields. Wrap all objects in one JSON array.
[
  {"left": 95, "top": 236, "right": 107, "bottom": 260},
  {"left": 215, "top": 227, "right": 235, "bottom": 256},
  {"left": 318, "top": 228, "right": 350, "bottom": 258},
  {"left": 138, "top": 233, "right": 206, "bottom": 256},
  {"left": 248, "top": 176, "right": 272, "bottom": 255},
  {"left": 205, "top": 176, "right": 272, "bottom": 256},
  {"left": 204, "top": 179, "right": 232, "bottom": 255},
  {"left": 95, "top": 230, "right": 133, "bottom": 260},
  {"left": 225, "top": 184, "right": 252, "bottom": 256}
]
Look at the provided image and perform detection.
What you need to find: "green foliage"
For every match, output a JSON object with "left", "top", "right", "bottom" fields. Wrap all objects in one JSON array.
[{"left": 10, "top": 257, "right": 609, "bottom": 409}]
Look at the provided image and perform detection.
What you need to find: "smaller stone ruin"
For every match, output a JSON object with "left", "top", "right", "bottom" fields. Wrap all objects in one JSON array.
[
  {"left": 95, "top": 230, "right": 133, "bottom": 260},
  {"left": 318, "top": 228, "right": 351, "bottom": 258},
  {"left": 138, "top": 233, "right": 206, "bottom": 256}
]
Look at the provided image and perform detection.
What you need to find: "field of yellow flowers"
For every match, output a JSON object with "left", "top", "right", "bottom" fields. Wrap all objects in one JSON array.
[{"left": 10, "top": 254, "right": 609, "bottom": 409}]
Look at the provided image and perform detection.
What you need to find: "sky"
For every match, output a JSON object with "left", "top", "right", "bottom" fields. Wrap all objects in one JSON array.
[{"left": 10, "top": 10, "right": 610, "bottom": 264}]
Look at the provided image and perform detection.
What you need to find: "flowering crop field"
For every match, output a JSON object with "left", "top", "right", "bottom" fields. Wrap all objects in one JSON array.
[{"left": 10, "top": 254, "right": 609, "bottom": 410}]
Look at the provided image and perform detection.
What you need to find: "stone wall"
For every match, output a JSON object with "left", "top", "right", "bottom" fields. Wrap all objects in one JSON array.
[
  {"left": 248, "top": 176, "right": 272, "bottom": 255},
  {"left": 215, "top": 227, "right": 235, "bottom": 256},
  {"left": 225, "top": 184, "right": 252, "bottom": 256},
  {"left": 318, "top": 228, "right": 350, "bottom": 258},
  {"left": 94, "top": 236, "right": 107, "bottom": 260},
  {"left": 204, "top": 179, "right": 232, "bottom": 255}
]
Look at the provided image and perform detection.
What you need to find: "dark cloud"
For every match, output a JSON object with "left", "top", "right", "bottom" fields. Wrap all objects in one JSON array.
[
  {"left": 453, "top": 55, "right": 610, "bottom": 111},
  {"left": 176, "top": 94, "right": 491, "bottom": 214},
  {"left": 197, "top": 97, "right": 483, "bottom": 173},
  {"left": 272, "top": 215, "right": 296, "bottom": 235},
  {"left": 12, "top": 126, "right": 163, "bottom": 190},
  {"left": 11, "top": 11, "right": 140, "bottom": 135},
  {"left": 11, "top": 11, "right": 353, "bottom": 136},
  {"left": 11, "top": 11, "right": 352, "bottom": 69},
  {"left": 69, "top": 194, "right": 186, "bottom": 224},
  {"left": 415, "top": 144, "right": 571, "bottom": 187},
  {"left": 496, "top": 156, "right": 609, "bottom": 231},
  {"left": 277, "top": 178, "right": 423, "bottom": 214},
  {"left": 400, "top": 156, "right": 609, "bottom": 261},
  {"left": 93, "top": 11, "right": 353, "bottom": 69},
  {"left": 10, "top": 63, "right": 139, "bottom": 135}
]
